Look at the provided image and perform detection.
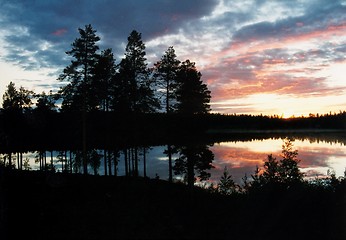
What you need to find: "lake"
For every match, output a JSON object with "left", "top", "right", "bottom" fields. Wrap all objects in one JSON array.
[{"left": 8, "top": 133, "right": 346, "bottom": 185}]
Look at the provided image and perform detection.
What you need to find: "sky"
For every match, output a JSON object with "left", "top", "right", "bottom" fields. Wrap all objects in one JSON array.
[{"left": 0, "top": 0, "right": 346, "bottom": 117}]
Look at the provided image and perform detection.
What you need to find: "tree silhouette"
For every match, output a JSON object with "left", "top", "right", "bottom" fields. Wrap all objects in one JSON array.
[
  {"left": 113, "top": 30, "right": 160, "bottom": 175},
  {"left": 93, "top": 48, "right": 117, "bottom": 112},
  {"left": 2, "top": 82, "right": 33, "bottom": 113},
  {"left": 114, "top": 30, "right": 159, "bottom": 113},
  {"left": 262, "top": 154, "right": 280, "bottom": 184},
  {"left": 173, "top": 144, "right": 214, "bottom": 188},
  {"left": 2, "top": 82, "right": 34, "bottom": 168},
  {"left": 58, "top": 24, "right": 100, "bottom": 174},
  {"left": 88, "top": 149, "right": 102, "bottom": 175},
  {"left": 154, "top": 47, "right": 181, "bottom": 182},
  {"left": 218, "top": 166, "right": 238, "bottom": 195},
  {"left": 279, "top": 138, "right": 303, "bottom": 185},
  {"left": 35, "top": 91, "right": 57, "bottom": 113},
  {"left": 176, "top": 60, "right": 211, "bottom": 114},
  {"left": 250, "top": 138, "right": 304, "bottom": 189},
  {"left": 93, "top": 49, "right": 117, "bottom": 174},
  {"left": 58, "top": 24, "right": 100, "bottom": 111},
  {"left": 154, "top": 46, "right": 181, "bottom": 113}
]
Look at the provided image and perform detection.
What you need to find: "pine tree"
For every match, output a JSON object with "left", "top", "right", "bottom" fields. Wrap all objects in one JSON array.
[
  {"left": 279, "top": 138, "right": 303, "bottom": 184},
  {"left": 218, "top": 166, "right": 237, "bottom": 195},
  {"left": 262, "top": 154, "right": 280, "bottom": 184},
  {"left": 3, "top": 82, "right": 33, "bottom": 113},
  {"left": 93, "top": 48, "right": 116, "bottom": 111},
  {"left": 58, "top": 24, "right": 100, "bottom": 111},
  {"left": 114, "top": 30, "right": 159, "bottom": 113},
  {"left": 35, "top": 91, "right": 57, "bottom": 113},
  {"left": 173, "top": 144, "right": 214, "bottom": 188},
  {"left": 154, "top": 46, "right": 181, "bottom": 182},
  {"left": 154, "top": 46, "right": 180, "bottom": 113},
  {"left": 176, "top": 60, "right": 211, "bottom": 114},
  {"left": 58, "top": 24, "right": 100, "bottom": 174}
]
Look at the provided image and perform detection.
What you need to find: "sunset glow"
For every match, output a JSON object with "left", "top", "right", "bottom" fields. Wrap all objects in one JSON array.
[
  {"left": 0, "top": 0, "right": 345, "bottom": 116},
  {"left": 209, "top": 138, "right": 346, "bottom": 184}
]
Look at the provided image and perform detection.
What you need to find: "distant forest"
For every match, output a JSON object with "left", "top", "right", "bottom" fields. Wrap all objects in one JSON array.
[{"left": 1, "top": 24, "right": 345, "bottom": 151}]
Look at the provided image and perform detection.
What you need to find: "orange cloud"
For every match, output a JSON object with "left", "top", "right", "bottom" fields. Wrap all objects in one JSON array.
[
  {"left": 201, "top": 21, "right": 346, "bottom": 106},
  {"left": 212, "top": 144, "right": 268, "bottom": 168}
]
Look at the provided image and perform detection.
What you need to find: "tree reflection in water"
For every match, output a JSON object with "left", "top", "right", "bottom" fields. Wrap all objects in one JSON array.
[{"left": 1, "top": 136, "right": 345, "bottom": 186}]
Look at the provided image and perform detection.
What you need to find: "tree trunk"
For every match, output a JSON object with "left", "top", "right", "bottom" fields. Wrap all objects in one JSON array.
[
  {"left": 124, "top": 149, "right": 128, "bottom": 176},
  {"left": 113, "top": 150, "right": 118, "bottom": 177},
  {"left": 16, "top": 153, "right": 19, "bottom": 170},
  {"left": 8, "top": 153, "right": 11, "bottom": 169},
  {"left": 82, "top": 110, "right": 88, "bottom": 175},
  {"left": 70, "top": 151, "right": 73, "bottom": 173},
  {"left": 103, "top": 149, "right": 107, "bottom": 176},
  {"left": 64, "top": 151, "right": 68, "bottom": 172},
  {"left": 134, "top": 147, "right": 138, "bottom": 177},
  {"left": 44, "top": 151, "right": 47, "bottom": 171},
  {"left": 108, "top": 150, "right": 112, "bottom": 176},
  {"left": 131, "top": 148, "right": 135, "bottom": 176},
  {"left": 20, "top": 153, "right": 23, "bottom": 170},
  {"left": 143, "top": 148, "right": 147, "bottom": 178},
  {"left": 39, "top": 152, "right": 42, "bottom": 170},
  {"left": 187, "top": 157, "right": 195, "bottom": 190},
  {"left": 17, "top": 152, "right": 20, "bottom": 169},
  {"left": 167, "top": 144, "right": 173, "bottom": 182},
  {"left": 50, "top": 151, "right": 53, "bottom": 171}
]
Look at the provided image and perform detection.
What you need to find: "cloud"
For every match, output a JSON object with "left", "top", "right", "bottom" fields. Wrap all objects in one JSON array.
[
  {"left": 232, "top": 0, "right": 346, "bottom": 44},
  {"left": 202, "top": 10, "right": 346, "bottom": 104},
  {"left": 0, "top": 0, "right": 345, "bottom": 115},
  {"left": 0, "top": 0, "right": 218, "bottom": 70},
  {"left": 52, "top": 28, "right": 68, "bottom": 37}
]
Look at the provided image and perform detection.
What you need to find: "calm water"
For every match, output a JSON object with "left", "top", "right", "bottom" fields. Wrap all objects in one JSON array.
[{"left": 13, "top": 135, "right": 346, "bottom": 185}]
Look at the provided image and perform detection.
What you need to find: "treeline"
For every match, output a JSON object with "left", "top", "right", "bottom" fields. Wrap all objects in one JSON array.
[
  {"left": 0, "top": 112, "right": 211, "bottom": 151},
  {"left": 1, "top": 110, "right": 345, "bottom": 152},
  {"left": 203, "top": 111, "right": 346, "bottom": 130}
]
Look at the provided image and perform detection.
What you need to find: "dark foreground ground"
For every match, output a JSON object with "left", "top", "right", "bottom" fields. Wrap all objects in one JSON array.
[{"left": 1, "top": 169, "right": 345, "bottom": 240}]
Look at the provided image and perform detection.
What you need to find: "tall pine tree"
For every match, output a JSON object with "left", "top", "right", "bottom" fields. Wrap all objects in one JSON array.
[
  {"left": 176, "top": 60, "right": 211, "bottom": 114},
  {"left": 154, "top": 46, "right": 181, "bottom": 182},
  {"left": 93, "top": 48, "right": 116, "bottom": 112},
  {"left": 114, "top": 30, "right": 159, "bottom": 113},
  {"left": 58, "top": 24, "right": 100, "bottom": 174},
  {"left": 58, "top": 24, "right": 100, "bottom": 111},
  {"left": 154, "top": 46, "right": 180, "bottom": 113}
]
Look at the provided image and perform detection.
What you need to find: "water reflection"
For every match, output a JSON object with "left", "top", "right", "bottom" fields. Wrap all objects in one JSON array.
[
  {"left": 1, "top": 136, "right": 345, "bottom": 185},
  {"left": 210, "top": 138, "right": 346, "bottom": 184}
]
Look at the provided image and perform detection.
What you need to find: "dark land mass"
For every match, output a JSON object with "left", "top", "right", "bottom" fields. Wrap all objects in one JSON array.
[
  {"left": 0, "top": 111, "right": 345, "bottom": 152},
  {"left": 1, "top": 169, "right": 345, "bottom": 240}
]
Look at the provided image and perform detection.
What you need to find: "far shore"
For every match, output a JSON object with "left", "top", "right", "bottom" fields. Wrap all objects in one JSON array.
[{"left": 206, "top": 128, "right": 346, "bottom": 134}]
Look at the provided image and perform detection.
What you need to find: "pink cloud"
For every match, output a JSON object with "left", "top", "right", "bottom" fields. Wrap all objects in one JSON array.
[
  {"left": 296, "top": 22, "right": 304, "bottom": 27},
  {"left": 213, "top": 145, "right": 267, "bottom": 167},
  {"left": 52, "top": 28, "right": 67, "bottom": 36},
  {"left": 205, "top": 21, "right": 346, "bottom": 66},
  {"left": 200, "top": 21, "right": 346, "bottom": 105}
]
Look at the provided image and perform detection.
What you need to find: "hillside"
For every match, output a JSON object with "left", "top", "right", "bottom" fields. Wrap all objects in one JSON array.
[{"left": 1, "top": 169, "right": 345, "bottom": 239}]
